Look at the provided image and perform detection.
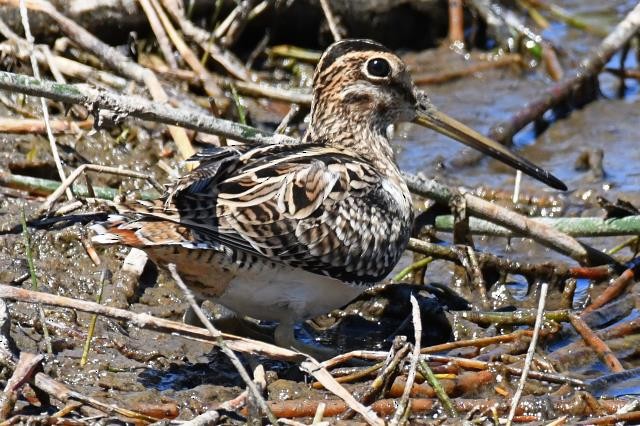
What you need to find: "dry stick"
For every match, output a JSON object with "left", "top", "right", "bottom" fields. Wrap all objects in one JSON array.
[
  {"left": 9, "top": 0, "right": 195, "bottom": 159},
  {"left": 488, "top": 2, "right": 640, "bottom": 144},
  {"left": 221, "top": 78, "right": 313, "bottom": 105},
  {"left": 138, "top": 0, "right": 178, "bottom": 69},
  {"left": 506, "top": 281, "right": 548, "bottom": 426},
  {"left": 318, "top": 0, "right": 343, "bottom": 41},
  {"left": 166, "top": 264, "right": 278, "bottom": 425},
  {"left": 150, "top": 0, "right": 222, "bottom": 98},
  {"left": 568, "top": 313, "right": 624, "bottom": 373},
  {"left": 0, "top": 40, "right": 127, "bottom": 89},
  {"left": 447, "top": 0, "right": 464, "bottom": 47},
  {"left": 159, "top": 0, "right": 251, "bottom": 81},
  {"left": 38, "top": 164, "right": 164, "bottom": 213},
  {"left": 0, "top": 283, "right": 302, "bottom": 361},
  {"left": 18, "top": 0, "right": 73, "bottom": 202},
  {"left": 0, "top": 117, "right": 92, "bottom": 134},
  {"left": 0, "top": 70, "right": 291, "bottom": 145},
  {"left": 300, "top": 358, "right": 384, "bottom": 426},
  {"left": 422, "top": 330, "right": 530, "bottom": 354},
  {"left": 390, "top": 296, "right": 422, "bottom": 425},
  {"left": 33, "top": 372, "right": 158, "bottom": 422}
]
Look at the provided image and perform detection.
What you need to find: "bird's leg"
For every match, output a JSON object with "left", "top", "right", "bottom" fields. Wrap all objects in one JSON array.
[{"left": 274, "top": 319, "right": 336, "bottom": 360}]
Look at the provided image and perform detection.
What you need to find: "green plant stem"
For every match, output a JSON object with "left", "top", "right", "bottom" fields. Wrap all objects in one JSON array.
[
  {"left": 20, "top": 209, "right": 52, "bottom": 356},
  {"left": 417, "top": 359, "right": 457, "bottom": 417},
  {"left": 229, "top": 83, "right": 246, "bottom": 125},
  {"left": 1, "top": 173, "right": 159, "bottom": 201},
  {"left": 434, "top": 215, "right": 640, "bottom": 238},
  {"left": 80, "top": 269, "right": 109, "bottom": 367},
  {"left": 393, "top": 257, "right": 433, "bottom": 281}
]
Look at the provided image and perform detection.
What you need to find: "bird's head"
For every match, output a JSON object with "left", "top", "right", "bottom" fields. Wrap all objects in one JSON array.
[{"left": 307, "top": 39, "right": 566, "bottom": 190}]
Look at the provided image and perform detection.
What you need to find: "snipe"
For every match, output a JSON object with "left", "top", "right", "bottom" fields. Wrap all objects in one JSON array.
[{"left": 93, "top": 39, "right": 565, "bottom": 355}]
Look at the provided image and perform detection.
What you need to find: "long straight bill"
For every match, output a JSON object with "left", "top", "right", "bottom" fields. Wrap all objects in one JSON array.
[{"left": 414, "top": 108, "right": 567, "bottom": 191}]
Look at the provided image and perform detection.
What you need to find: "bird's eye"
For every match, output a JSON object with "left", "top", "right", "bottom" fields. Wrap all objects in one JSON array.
[{"left": 366, "top": 58, "right": 391, "bottom": 78}]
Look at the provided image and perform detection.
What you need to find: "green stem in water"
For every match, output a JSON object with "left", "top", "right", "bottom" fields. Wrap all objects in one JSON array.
[
  {"left": 417, "top": 359, "right": 457, "bottom": 417},
  {"left": 81, "top": 268, "right": 109, "bottom": 367},
  {"left": 21, "top": 208, "right": 53, "bottom": 356},
  {"left": 393, "top": 257, "right": 434, "bottom": 282}
]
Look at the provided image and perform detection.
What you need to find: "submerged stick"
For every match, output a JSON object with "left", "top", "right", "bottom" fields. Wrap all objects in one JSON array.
[{"left": 569, "top": 313, "right": 625, "bottom": 373}]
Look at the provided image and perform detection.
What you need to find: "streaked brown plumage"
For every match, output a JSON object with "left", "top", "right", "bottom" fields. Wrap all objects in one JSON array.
[{"left": 93, "top": 39, "right": 565, "bottom": 355}]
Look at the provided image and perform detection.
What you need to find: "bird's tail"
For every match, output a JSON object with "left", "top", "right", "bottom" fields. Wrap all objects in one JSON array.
[{"left": 90, "top": 199, "right": 194, "bottom": 248}]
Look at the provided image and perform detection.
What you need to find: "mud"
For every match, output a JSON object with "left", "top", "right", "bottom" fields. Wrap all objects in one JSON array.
[{"left": 0, "top": 0, "right": 639, "bottom": 423}]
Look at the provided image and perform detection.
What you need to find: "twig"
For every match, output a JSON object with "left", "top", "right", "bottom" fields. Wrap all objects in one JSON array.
[
  {"left": 506, "top": 281, "right": 549, "bottom": 426},
  {"left": 416, "top": 361, "right": 457, "bottom": 417},
  {"left": 0, "top": 283, "right": 303, "bottom": 361},
  {"left": 138, "top": 0, "right": 177, "bottom": 69},
  {"left": 300, "top": 357, "right": 384, "bottom": 426},
  {"left": 221, "top": 78, "right": 312, "bottom": 105},
  {"left": 318, "top": 0, "right": 343, "bottom": 41},
  {"left": 38, "top": 164, "right": 163, "bottom": 213},
  {"left": 338, "top": 341, "right": 409, "bottom": 419},
  {"left": 0, "top": 117, "right": 92, "bottom": 134},
  {"left": 20, "top": 209, "right": 52, "bottom": 356},
  {"left": 0, "top": 70, "right": 291, "bottom": 146},
  {"left": 390, "top": 295, "right": 422, "bottom": 425},
  {"left": 150, "top": 0, "right": 222, "bottom": 98},
  {"left": 159, "top": 0, "right": 252, "bottom": 81},
  {"left": 0, "top": 172, "right": 159, "bottom": 203},
  {"left": 167, "top": 264, "right": 278, "bottom": 425},
  {"left": 569, "top": 312, "right": 624, "bottom": 373},
  {"left": 412, "top": 54, "right": 524, "bottom": 85},
  {"left": 581, "top": 264, "right": 638, "bottom": 315},
  {"left": 33, "top": 372, "right": 158, "bottom": 422},
  {"left": 404, "top": 173, "right": 614, "bottom": 265},
  {"left": 18, "top": 0, "right": 73, "bottom": 202},
  {"left": 447, "top": 0, "right": 464, "bottom": 47}
]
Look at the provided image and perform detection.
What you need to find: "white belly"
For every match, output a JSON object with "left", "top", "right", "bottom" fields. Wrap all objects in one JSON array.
[{"left": 216, "top": 266, "right": 364, "bottom": 322}]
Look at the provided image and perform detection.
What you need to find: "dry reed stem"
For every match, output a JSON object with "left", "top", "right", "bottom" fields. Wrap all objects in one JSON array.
[
  {"left": 167, "top": 264, "right": 278, "bottom": 425},
  {"left": 138, "top": 0, "right": 178, "bottom": 69},
  {"left": 18, "top": 0, "right": 72, "bottom": 202},
  {"left": 506, "top": 281, "right": 549, "bottom": 426},
  {"left": 0, "top": 284, "right": 303, "bottom": 361},
  {"left": 300, "top": 357, "right": 384, "bottom": 426}
]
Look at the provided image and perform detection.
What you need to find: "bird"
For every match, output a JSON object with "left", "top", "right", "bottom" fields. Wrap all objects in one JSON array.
[{"left": 92, "top": 39, "right": 566, "bottom": 355}]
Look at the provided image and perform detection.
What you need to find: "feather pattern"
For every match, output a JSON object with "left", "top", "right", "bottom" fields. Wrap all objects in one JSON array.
[{"left": 110, "top": 142, "right": 413, "bottom": 286}]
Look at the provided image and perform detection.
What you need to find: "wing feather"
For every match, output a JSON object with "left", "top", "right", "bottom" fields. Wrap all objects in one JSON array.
[{"left": 114, "top": 143, "right": 413, "bottom": 284}]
